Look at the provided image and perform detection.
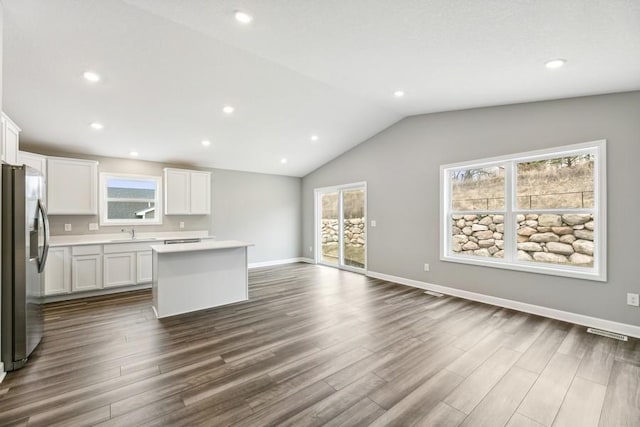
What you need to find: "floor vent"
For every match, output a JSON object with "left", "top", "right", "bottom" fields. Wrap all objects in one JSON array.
[
  {"left": 587, "top": 327, "right": 628, "bottom": 341},
  {"left": 424, "top": 290, "right": 444, "bottom": 297}
]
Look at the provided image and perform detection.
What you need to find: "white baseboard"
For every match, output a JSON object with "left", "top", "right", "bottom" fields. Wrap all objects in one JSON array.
[
  {"left": 248, "top": 257, "right": 314, "bottom": 269},
  {"left": 367, "top": 270, "right": 640, "bottom": 339},
  {"left": 44, "top": 283, "right": 152, "bottom": 303},
  {"left": 0, "top": 362, "right": 5, "bottom": 383},
  {"left": 299, "top": 257, "right": 315, "bottom": 264}
]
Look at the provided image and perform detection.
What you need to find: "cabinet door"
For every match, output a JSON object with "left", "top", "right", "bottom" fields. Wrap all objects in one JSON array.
[
  {"left": 18, "top": 151, "right": 47, "bottom": 175},
  {"left": 2, "top": 115, "right": 20, "bottom": 165},
  {"left": 104, "top": 253, "right": 136, "bottom": 288},
  {"left": 165, "top": 169, "right": 190, "bottom": 215},
  {"left": 190, "top": 171, "right": 211, "bottom": 214},
  {"left": 4, "top": 121, "right": 20, "bottom": 165},
  {"left": 44, "top": 247, "right": 71, "bottom": 295},
  {"left": 47, "top": 157, "right": 98, "bottom": 214},
  {"left": 137, "top": 251, "right": 153, "bottom": 283},
  {"left": 72, "top": 255, "right": 102, "bottom": 291},
  {"left": 18, "top": 151, "right": 47, "bottom": 203}
]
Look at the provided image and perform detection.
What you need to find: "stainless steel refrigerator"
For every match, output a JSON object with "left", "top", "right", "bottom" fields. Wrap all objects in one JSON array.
[{"left": 1, "top": 163, "right": 49, "bottom": 371}]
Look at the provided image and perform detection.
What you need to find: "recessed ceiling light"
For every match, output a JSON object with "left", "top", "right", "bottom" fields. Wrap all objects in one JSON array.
[
  {"left": 201, "top": 139, "right": 211, "bottom": 147},
  {"left": 545, "top": 58, "right": 566, "bottom": 69},
  {"left": 393, "top": 90, "right": 405, "bottom": 98},
  {"left": 90, "top": 122, "right": 104, "bottom": 130},
  {"left": 83, "top": 71, "right": 101, "bottom": 82},
  {"left": 280, "top": 158, "right": 288, "bottom": 164},
  {"left": 223, "top": 105, "right": 235, "bottom": 114},
  {"left": 129, "top": 151, "right": 139, "bottom": 157},
  {"left": 234, "top": 11, "right": 253, "bottom": 24},
  {"left": 310, "top": 134, "right": 319, "bottom": 142}
]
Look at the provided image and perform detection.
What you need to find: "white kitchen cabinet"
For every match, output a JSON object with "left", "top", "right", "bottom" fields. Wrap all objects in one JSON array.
[
  {"left": 164, "top": 168, "right": 211, "bottom": 215},
  {"left": 44, "top": 241, "right": 161, "bottom": 299},
  {"left": 103, "top": 242, "right": 153, "bottom": 285},
  {"left": 190, "top": 171, "right": 211, "bottom": 214},
  {"left": 1, "top": 113, "right": 21, "bottom": 165},
  {"left": 18, "top": 151, "right": 47, "bottom": 175},
  {"left": 104, "top": 253, "right": 136, "bottom": 288},
  {"left": 164, "top": 168, "right": 190, "bottom": 214},
  {"left": 47, "top": 156, "right": 99, "bottom": 215},
  {"left": 18, "top": 151, "right": 47, "bottom": 203},
  {"left": 137, "top": 251, "right": 153, "bottom": 283},
  {"left": 72, "top": 255, "right": 103, "bottom": 291},
  {"left": 44, "top": 247, "right": 71, "bottom": 295}
]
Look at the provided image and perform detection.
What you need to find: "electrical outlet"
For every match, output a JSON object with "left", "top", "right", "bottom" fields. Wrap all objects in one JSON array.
[
  {"left": 309, "top": 246, "right": 313, "bottom": 252},
  {"left": 64, "top": 224, "right": 72, "bottom": 232},
  {"left": 424, "top": 263, "right": 430, "bottom": 272},
  {"left": 88, "top": 223, "right": 99, "bottom": 231},
  {"left": 179, "top": 221, "right": 185, "bottom": 229},
  {"left": 627, "top": 293, "right": 639, "bottom": 307},
  {"left": 370, "top": 220, "right": 377, "bottom": 227}
]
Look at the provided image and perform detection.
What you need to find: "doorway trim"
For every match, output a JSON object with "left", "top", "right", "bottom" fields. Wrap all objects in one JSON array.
[{"left": 313, "top": 181, "right": 367, "bottom": 273}]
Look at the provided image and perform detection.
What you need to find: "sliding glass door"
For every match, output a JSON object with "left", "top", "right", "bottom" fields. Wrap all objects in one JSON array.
[
  {"left": 316, "top": 183, "right": 366, "bottom": 272},
  {"left": 319, "top": 191, "right": 340, "bottom": 266}
]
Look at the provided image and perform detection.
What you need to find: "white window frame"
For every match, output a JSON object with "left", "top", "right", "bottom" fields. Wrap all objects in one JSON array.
[
  {"left": 440, "top": 140, "right": 606, "bottom": 282},
  {"left": 99, "top": 173, "right": 163, "bottom": 226}
]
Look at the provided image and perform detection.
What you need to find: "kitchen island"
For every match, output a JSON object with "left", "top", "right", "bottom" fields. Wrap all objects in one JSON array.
[{"left": 151, "top": 240, "right": 253, "bottom": 318}]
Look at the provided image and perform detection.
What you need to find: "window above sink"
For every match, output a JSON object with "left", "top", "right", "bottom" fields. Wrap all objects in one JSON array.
[{"left": 99, "top": 173, "right": 162, "bottom": 226}]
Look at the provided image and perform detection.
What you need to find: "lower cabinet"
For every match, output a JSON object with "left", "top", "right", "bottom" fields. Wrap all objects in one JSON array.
[
  {"left": 137, "top": 251, "right": 153, "bottom": 284},
  {"left": 44, "top": 247, "right": 71, "bottom": 295},
  {"left": 45, "top": 242, "right": 155, "bottom": 298},
  {"left": 104, "top": 253, "right": 136, "bottom": 288},
  {"left": 72, "top": 254, "right": 103, "bottom": 292}
]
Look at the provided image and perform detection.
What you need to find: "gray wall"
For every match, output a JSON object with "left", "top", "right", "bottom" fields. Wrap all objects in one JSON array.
[
  {"left": 302, "top": 91, "right": 640, "bottom": 326},
  {"left": 21, "top": 146, "right": 303, "bottom": 264},
  {"left": 211, "top": 168, "right": 302, "bottom": 263}
]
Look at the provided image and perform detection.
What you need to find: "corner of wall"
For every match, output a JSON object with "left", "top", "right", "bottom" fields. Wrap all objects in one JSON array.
[{"left": 0, "top": 1, "right": 6, "bottom": 381}]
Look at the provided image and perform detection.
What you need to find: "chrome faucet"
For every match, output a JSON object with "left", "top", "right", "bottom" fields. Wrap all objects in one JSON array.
[{"left": 121, "top": 228, "right": 136, "bottom": 240}]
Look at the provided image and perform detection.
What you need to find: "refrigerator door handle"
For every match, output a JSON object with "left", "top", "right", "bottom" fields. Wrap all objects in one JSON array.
[{"left": 37, "top": 199, "right": 50, "bottom": 273}]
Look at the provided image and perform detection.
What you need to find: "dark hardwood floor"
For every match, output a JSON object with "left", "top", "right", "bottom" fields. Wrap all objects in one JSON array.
[{"left": 0, "top": 263, "right": 638, "bottom": 426}]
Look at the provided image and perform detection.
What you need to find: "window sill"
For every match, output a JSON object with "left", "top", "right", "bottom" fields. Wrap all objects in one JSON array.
[
  {"left": 99, "top": 220, "right": 163, "bottom": 227},
  {"left": 440, "top": 253, "right": 606, "bottom": 282}
]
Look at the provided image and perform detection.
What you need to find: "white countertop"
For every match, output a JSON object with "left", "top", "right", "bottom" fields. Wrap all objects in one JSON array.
[
  {"left": 151, "top": 239, "right": 253, "bottom": 254},
  {"left": 49, "top": 230, "right": 212, "bottom": 247}
]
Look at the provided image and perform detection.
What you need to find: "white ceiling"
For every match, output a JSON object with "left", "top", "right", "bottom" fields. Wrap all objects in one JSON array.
[{"left": 3, "top": 0, "right": 639, "bottom": 177}]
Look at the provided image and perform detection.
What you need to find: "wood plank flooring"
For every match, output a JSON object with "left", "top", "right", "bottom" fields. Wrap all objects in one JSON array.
[{"left": 0, "top": 263, "right": 638, "bottom": 426}]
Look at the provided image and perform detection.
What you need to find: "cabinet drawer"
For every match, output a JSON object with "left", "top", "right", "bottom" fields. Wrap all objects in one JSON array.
[
  {"left": 103, "top": 242, "right": 155, "bottom": 253},
  {"left": 72, "top": 245, "right": 102, "bottom": 256}
]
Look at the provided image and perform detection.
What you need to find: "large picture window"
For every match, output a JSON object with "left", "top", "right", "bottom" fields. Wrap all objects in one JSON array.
[
  {"left": 441, "top": 140, "right": 606, "bottom": 281},
  {"left": 99, "top": 173, "right": 162, "bottom": 226}
]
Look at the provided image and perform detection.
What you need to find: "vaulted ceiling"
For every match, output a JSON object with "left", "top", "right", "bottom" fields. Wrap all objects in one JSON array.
[{"left": 3, "top": 0, "right": 639, "bottom": 176}]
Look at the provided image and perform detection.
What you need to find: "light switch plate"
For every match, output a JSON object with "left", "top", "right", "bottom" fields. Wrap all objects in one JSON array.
[
  {"left": 371, "top": 220, "right": 377, "bottom": 227},
  {"left": 64, "top": 224, "right": 72, "bottom": 232},
  {"left": 179, "top": 221, "right": 185, "bottom": 229},
  {"left": 88, "top": 223, "right": 99, "bottom": 231}
]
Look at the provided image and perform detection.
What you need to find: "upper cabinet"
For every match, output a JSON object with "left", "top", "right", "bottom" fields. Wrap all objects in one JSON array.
[
  {"left": 164, "top": 168, "right": 211, "bottom": 215},
  {"left": 1, "top": 113, "right": 21, "bottom": 165},
  {"left": 47, "top": 156, "right": 99, "bottom": 215},
  {"left": 18, "top": 151, "right": 48, "bottom": 203},
  {"left": 18, "top": 151, "right": 47, "bottom": 176},
  {"left": 190, "top": 171, "right": 212, "bottom": 214}
]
